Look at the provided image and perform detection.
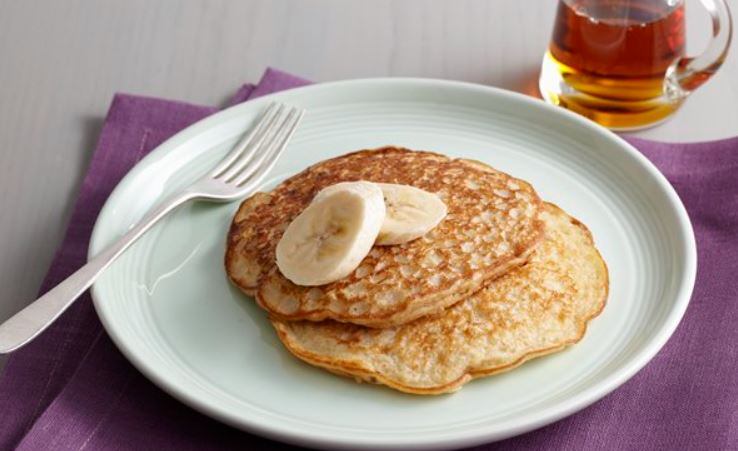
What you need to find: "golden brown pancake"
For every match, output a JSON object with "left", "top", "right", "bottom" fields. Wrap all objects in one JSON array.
[
  {"left": 226, "top": 147, "right": 544, "bottom": 327},
  {"left": 272, "top": 203, "right": 608, "bottom": 394}
]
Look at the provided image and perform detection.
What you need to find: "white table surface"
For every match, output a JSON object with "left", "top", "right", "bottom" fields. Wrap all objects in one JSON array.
[{"left": 1, "top": 0, "right": 736, "bottom": 369}]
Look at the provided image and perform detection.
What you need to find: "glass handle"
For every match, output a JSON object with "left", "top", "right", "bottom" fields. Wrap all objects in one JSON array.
[{"left": 666, "top": 0, "right": 732, "bottom": 99}]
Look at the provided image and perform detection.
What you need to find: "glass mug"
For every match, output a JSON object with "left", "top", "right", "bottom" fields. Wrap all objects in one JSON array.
[{"left": 539, "top": 0, "right": 732, "bottom": 130}]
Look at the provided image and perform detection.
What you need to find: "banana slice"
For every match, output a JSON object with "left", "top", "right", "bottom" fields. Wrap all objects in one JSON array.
[
  {"left": 276, "top": 181, "right": 385, "bottom": 286},
  {"left": 317, "top": 182, "right": 448, "bottom": 246},
  {"left": 374, "top": 183, "right": 447, "bottom": 245}
]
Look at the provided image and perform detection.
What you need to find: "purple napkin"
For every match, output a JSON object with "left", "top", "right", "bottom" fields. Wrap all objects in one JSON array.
[{"left": 1, "top": 69, "right": 736, "bottom": 450}]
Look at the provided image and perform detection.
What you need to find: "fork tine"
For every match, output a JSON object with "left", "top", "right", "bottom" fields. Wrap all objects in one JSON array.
[
  {"left": 228, "top": 106, "right": 302, "bottom": 187},
  {"left": 211, "top": 102, "right": 282, "bottom": 178},
  {"left": 218, "top": 104, "right": 293, "bottom": 182},
  {"left": 233, "top": 107, "right": 304, "bottom": 187}
]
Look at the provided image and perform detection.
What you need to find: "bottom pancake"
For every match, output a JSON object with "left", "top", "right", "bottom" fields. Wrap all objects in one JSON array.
[{"left": 271, "top": 203, "right": 608, "bottom": 394}]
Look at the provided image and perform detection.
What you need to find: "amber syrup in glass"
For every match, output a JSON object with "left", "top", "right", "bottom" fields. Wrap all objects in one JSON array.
[{"left": 541, "top": 0, "right": 686, "bottom": 129}]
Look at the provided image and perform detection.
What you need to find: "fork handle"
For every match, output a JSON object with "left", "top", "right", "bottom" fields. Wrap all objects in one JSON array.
[{"left": 0, "top": 190, "right": 197, "bottom": 354}]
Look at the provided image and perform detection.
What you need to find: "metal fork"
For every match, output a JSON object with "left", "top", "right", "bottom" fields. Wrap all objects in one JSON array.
[{"left": 0, "top": 102, "right": 304, "bottom": 353}]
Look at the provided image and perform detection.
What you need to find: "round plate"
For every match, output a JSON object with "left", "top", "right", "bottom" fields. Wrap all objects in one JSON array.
[{"left": 89, "top": 79, "right": 696, "bottom": 450}]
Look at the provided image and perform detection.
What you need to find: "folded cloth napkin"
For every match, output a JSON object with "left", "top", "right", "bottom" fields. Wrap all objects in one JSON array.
[{"left": 1, "top": 68, "right": 736, "bottom": 450}]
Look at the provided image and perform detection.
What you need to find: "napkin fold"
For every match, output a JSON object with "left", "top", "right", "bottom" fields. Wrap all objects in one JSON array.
[{"left": 1, "top": 68, "right": 736, "bottom": 450}]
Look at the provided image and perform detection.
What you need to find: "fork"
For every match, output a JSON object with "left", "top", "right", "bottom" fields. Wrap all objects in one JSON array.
[{"left": 0, "top": 102, "right": 304, "bottom": 354}]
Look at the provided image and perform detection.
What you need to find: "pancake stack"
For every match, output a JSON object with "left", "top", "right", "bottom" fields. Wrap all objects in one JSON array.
[{"left": 226, "top": 147, "right": 608, "bottom": 394}]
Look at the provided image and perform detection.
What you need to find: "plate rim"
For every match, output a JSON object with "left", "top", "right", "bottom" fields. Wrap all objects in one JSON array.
[{"left": 89, "top": 77, "right": 697, "bottom": 449}]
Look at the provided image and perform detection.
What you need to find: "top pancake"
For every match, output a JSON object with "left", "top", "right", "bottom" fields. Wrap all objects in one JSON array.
[
  {"left": 226, "top": 147, "right": 544, "bottom": 327},
  {"left": 272, "top": 203, "right": 609, "bottom": 394}
]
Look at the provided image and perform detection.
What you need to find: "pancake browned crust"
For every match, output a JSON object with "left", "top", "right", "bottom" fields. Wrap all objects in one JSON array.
[
  {"left": 226, "top": 147, "right": 544, "bottom": 327},
  {"left": 272, "top": 203, "right": 609, "bottom": 394}
]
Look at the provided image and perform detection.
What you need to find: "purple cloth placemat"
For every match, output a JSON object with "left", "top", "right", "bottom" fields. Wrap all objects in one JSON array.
[{"left": 1, "top": 69, "right": 736, "bottom": 450}]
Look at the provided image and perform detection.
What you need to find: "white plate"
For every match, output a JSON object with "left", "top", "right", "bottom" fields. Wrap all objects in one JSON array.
[{"left": 89, "top": 79, "right": 696, "bottom": 450}]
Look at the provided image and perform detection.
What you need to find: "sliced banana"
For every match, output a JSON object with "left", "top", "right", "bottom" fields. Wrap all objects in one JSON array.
[
  {"left": 374, "top": 183, "right": 447, "bottom": 245},
  {"left": 317, "top": 182, "right": 448, "bottom": 246},
  {"left": 313, "top": 182, "right": 448, "bottom": 246},
  {"left": 276, "top": 181, "right": 385, "bottom": 286}
]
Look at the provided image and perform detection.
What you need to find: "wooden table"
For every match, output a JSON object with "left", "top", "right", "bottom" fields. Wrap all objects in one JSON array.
[{"left": 1, "top": 0, "right": 736, "bottom": 368}]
